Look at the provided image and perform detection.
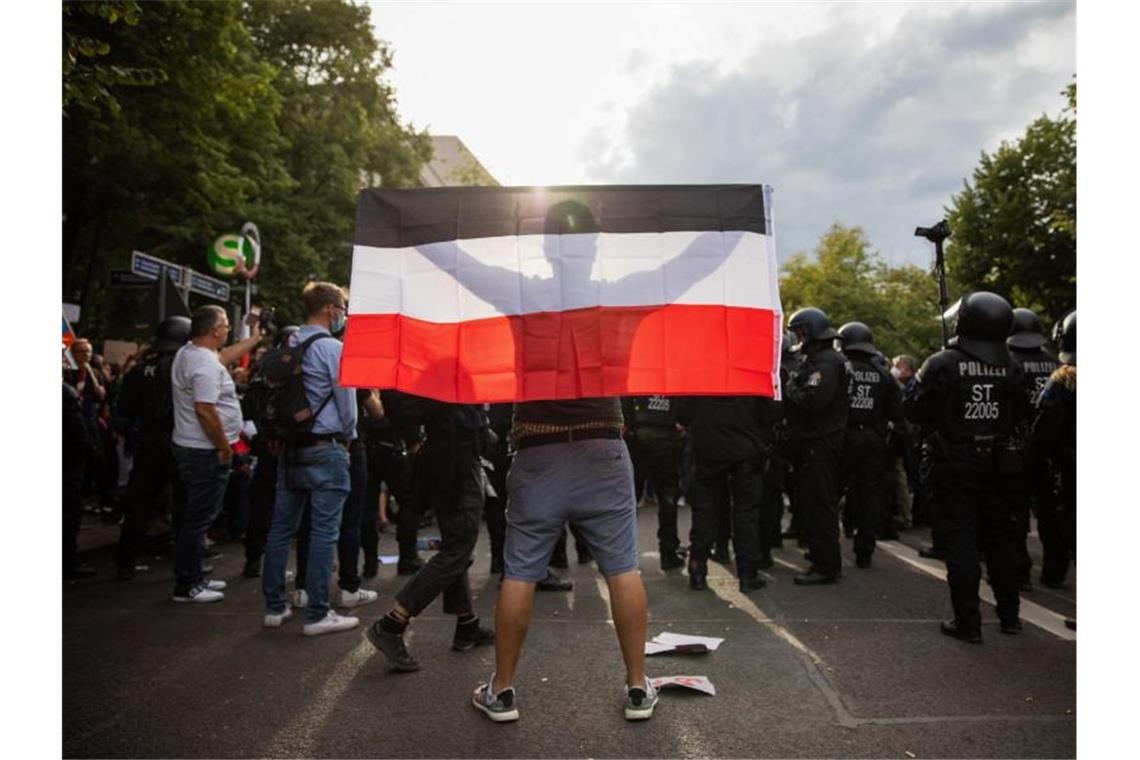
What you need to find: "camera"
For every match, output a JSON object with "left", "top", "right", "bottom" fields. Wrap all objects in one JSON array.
[{"left": 914, "top": 220, "right": 951, "bottom": 244}]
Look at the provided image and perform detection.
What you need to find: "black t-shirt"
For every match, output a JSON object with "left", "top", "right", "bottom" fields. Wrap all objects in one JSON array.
[{"left": 513, "top": 397, "right": 623, "bottom": 426}]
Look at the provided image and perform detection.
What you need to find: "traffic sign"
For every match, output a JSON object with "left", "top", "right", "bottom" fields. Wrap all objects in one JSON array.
[
  {"left": 130, "top": 250, "right": 183, "bottom": 283},
  {"left": 187, "top": 270, "right": 230, "bottom": 301},
  {"left": 110, "top": 269, "right": 151, "bottom": 287}
]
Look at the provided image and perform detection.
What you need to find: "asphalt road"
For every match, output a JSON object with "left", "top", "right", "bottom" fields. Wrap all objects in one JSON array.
[{"left": 63, "top": 506, "right": 1076, "bottom": 758}]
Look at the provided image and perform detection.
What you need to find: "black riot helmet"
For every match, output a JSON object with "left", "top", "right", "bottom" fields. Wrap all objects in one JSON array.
[
  {"left": 781, "top": 329, "right": 797, "bottom": 358},
  {"left": 837, "top": 321, "right": 877, "bottom": 355},
  {"left": 1057, "top": 311, "right": 1076, "bottom": 365},
  {"left": 1007, "top": 307, "right": 1046, "bottom": 351},
  {"left": 275, "top": 325, "right": 301, "bottom": 348},
  {"left": 153, "top": 316, "right": 191, "bottom": 354},
  {"left": 787, "top": 307, "right": 838, "bottom": 350},
  {"left": 948, "top": 291, "right": 1014, "bottom": 367}
]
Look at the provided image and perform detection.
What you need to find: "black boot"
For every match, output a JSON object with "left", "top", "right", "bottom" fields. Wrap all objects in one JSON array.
[
  {"left": 738, "top": 565, "right": 766, "bottom": 593},
  {"left": 688, "top": 561, "right": 708, "bottom": 591}
]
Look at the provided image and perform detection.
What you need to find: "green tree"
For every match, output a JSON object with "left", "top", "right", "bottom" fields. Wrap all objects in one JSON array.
[
  {"left": 945, "top": 82, "right": 1076, "bottom": 326},
  {"left": 242, "top": 0, "right": 431, "bottom": 325},
  {"left": 63, "top": 0, "right": 432, "bottom": 336},
  {"left": 780, "top": 224, "right": 942, "bottom": 360}
]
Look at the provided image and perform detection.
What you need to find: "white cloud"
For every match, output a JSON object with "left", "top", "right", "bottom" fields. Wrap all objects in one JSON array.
[{"left": 369, "top": 1, "right": 1074, "bottom": 266}]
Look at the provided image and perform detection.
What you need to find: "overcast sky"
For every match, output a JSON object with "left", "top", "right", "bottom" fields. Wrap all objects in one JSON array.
[{"left": 367, "top": 1, "right": 1075, "bottom": 267}]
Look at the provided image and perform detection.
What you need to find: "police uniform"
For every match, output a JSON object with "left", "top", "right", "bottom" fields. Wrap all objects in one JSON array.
[
  {"left": 784, "top": 330, "right": 849, "bottom": 584},
  {"left": 114, "top": 330, "right": 188, "bottom": 580},
  {"left": 1029, "top": 311, "right": 1076, "bottom": 588},
  {"left": 910, "top": 292, "right": 1031, "bottom": 640},
  {"left": 1009, "top": 334, "right": 1060, "bottom": 589},
  {"left": 840, "top": 343, "right": 904, "bottom": 567},
  {"left": 675, "top": 396, "right": 775, "bottom": 592},
  {"left": 624, "top": 396, "right": 685, "bottom": 568}
]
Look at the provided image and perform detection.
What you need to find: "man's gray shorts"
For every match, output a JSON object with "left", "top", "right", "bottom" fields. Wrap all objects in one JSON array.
[{"left": 503, "top": 438, "right": 638, "bottom": 582}]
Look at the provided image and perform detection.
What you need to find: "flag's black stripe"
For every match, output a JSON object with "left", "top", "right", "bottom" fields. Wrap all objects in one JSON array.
[{"left": 354, "top": 185, "right": 769, "bottom": 248}]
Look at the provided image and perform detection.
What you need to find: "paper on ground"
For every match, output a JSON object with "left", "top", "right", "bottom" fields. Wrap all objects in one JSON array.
[
  {"left": 650, "top": 676, "right": 716, "bottom": 696},
  {"left": 378, "top": 555, "right": 400, "bottom": 565},
  {"left": 644, "top": 632, "right": 725, "bottom": 655}
]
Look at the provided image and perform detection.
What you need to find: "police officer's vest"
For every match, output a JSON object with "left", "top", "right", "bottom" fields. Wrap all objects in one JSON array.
[
  {"left": 844, "top": 355, "right": 890, "bottom": 429},
  {"left": 118, "top": 351, "right": 177, "bottom": 435},
  {"left": 935, "top": 349, "right": 1021, "bottom": 443},
  {"left": 630, "top": 396, "right": 677, "bottom": 429},
  {"left": 1010, "top": 348, "right": 1059, "bottom": 403}
]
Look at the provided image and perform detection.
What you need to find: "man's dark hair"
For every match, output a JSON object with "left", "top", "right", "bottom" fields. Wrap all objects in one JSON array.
[{"left": 190, "top": 305, "right": 227, "bottom": 338}]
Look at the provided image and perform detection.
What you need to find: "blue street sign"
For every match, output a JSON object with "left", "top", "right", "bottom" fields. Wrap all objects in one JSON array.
[
  {"left": 130, "top": 251, "right": 183, "bottom": 283},
  {"left": 188, "top": 271, "right": 230, "bottom": 301}
]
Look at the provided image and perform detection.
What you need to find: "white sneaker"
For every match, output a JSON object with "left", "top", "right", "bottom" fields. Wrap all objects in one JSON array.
[
  {"left": 204, "top": 579, "right": 227, "bottom": 591},
  {"left": 339, "top": 588, "right": 378, "bottom": 608},
  {"left": 264, "top": 607, "right": 293, "bottom": 628},
  {"left": 292, "top": 589, "right": 309, "bottom": 608},
  {"left": 303, "top": 610, "right": 359, "bottom": 637},
  {"left": 173, "top": 585, "right": 224, "bottom": 603}
]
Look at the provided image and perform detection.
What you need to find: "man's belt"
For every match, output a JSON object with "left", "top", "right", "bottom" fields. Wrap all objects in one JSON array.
[
  {"left": 293, "top": 432, "right": 348, "bottom": 448},
  {"left": 515, "top": 427, "right": 622, "bottom": 450}
]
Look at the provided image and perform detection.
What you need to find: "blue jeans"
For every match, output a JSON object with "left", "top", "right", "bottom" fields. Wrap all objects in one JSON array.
[
  {"left": 172, "top": 444, "right": 231, "bottom": 594},
  {"left": 262, "top": 442, "right": 351, "bottom": 623}
]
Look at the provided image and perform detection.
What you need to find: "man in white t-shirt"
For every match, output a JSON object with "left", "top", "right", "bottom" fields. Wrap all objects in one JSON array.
[{"left": 169, "top": 305, "right": 262, "bottom": 602}]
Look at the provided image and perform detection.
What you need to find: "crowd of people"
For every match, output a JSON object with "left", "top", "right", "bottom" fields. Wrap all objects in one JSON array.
[{"left": 62, "top": 278, "right": 1077, "bottom": 722}]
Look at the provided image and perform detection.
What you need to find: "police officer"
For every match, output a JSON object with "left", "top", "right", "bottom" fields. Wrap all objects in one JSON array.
[
  {"left": 837, "top": 323, "right": 904, "bottom": 569},
  {"left": 785, "top": 308, "right": 849, "bottom": 585},
  {"left": 114, "top": 316, "right": 191, "bottom": 581},
  {"left": 1007, "top": 308, "right": 1060, "bottom": 590},
  {"left": 1029, "top": 311, "right": 1076, "bottom": 589},
  {"left": 910, "top": 292, "right": 1031, "bottom": 642},
  {"left": 676, "top": 396, "right": 775, "bottom": 593},
  {"left": 624, "top": 396, "right": 686, "bottom": 571}
]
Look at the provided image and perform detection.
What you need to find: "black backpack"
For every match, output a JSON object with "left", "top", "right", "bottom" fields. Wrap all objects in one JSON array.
[{"left": 246, "top": 334, "right": 333, "bottom": 444}]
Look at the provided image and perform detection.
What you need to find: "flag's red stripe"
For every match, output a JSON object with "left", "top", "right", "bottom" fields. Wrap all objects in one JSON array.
[{"left": 340, "top": 304, "right": 778, "bottom": 403}]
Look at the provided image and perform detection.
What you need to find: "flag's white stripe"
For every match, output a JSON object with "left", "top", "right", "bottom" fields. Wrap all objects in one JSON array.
[{"left": 348, "top": 230, "right": 779, "bottom": 324}]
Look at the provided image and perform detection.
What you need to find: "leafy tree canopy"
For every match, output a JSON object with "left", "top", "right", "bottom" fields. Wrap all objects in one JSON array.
[
  {"left": 63, "top": 0, "right": 431, "bottom": 337},
  {"left": 945, "top": 82, "right": 1076, "bottom": 328},
  {"left": 780, "top": 224, "right": 943, "bottom": 361}
]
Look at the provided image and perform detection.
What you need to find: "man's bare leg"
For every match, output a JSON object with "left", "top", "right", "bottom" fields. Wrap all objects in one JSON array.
[
  {"left": 491, "top": 579, "right": 536, "bottom": 692},
  {"left": 604, "top": 570, "right": 648, "bottom": 687}
]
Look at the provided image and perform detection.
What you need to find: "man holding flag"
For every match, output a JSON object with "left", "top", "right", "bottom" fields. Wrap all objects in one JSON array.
[{"left": 341, "top": 185, "right": 782, "bottom": 722}]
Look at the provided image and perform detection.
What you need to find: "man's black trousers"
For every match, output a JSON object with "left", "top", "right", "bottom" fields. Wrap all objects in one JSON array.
[
  {"left": 687, "top": 458, "right": 763, "bottom": 577},
  {"left": 841, "top": 428, "right": 886, "bottom": 561},
  {"left": 396, "top": 448, "right": 485, "bottom": 617},
  {"left": 116, "top": 433, "right": 185, "bottom": 572},
  {"left": 798, "top": 433, "right": 845, "bottom": 578},
  {"left": 630, "top": 429, "right": 682, "bottom": 554},
  {"left": 932, "top": 458, "right": 1022, "bottom": 630}
]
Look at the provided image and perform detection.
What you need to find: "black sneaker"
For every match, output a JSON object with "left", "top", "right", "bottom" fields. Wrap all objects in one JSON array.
[
  {"left": 688, "top": 563, "right": 708, "bottom": 591},
  {"left": 366, "top": 622, "right": 421, "bottom": 672},
  {"left": 660, "top": 552, "right": 685, "bottom": 571},
  {"left": 472, "top": 680, "right": 519, "bottom": 722},
  {"left": 452, "top": 618, "right": 495, "bottom": 651}
]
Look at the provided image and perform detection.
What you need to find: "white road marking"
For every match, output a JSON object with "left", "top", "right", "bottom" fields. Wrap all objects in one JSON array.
[
  {"left": 876, "top": 540, "right": 1076, "bottom": 641},
  {"left": 264, "top": 638, "right": 374, "bottom": 757}
]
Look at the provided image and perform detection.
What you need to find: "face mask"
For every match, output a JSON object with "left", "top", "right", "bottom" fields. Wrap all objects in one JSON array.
[
  {"left": 890, "top": 366, "right": 902, "bottom": 379},
  {"left": 331, "top": 312, "right": 347, "bottom": 336}
]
